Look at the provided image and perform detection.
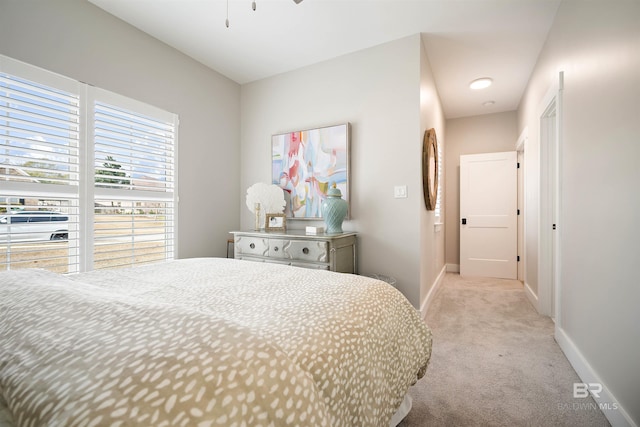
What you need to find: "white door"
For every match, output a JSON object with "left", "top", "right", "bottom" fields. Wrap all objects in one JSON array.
[{"left": 460, "top": 151, "right": 517, "bottom": 279}]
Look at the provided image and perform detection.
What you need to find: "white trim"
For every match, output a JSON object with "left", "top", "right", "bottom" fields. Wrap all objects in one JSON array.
[
  {"left": 1, "top": 54, "right": 80, "bottom": 94},
  {"left": 537, "top": 96, "right": 555, "bottom": 316},
  {"left": 421, "top": 264, "right": 447, "bottom": 318},
  {"left": 555, "top": 327, "right": 636, "bottom": 427},
  {"left": 523, "top": 281, "right": 538, "bottom": 312},
  {"left": 516, "top": 128, "right": 527, "bottom": 285},
  {"left": 554, "top": 72, "right": 564, "bottom": 328},
  {"left": 446, "top": 263, "right": 460, "bottom": 273},
  {"left": 0, "top": 181, "right": 79, "bottom": 198},
  {"left": 92, "top": 87, "right": 176, "bottom": 123},
  {"left": 537, "top": 72, "right": 563, "bottom": 318},
  {"left": 80, "top": 84, "right": 94, "bottom": 272},
  {"left": 515, "top": 127, "right": 528, "bottom": 152},
  {"left": 173, "top": 118, "right": 179, "bottom": 259}
]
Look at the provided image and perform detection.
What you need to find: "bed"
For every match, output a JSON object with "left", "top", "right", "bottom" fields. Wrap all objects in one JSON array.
[{"left": 0, "top": 258, "right": 432, "bottom": 426}]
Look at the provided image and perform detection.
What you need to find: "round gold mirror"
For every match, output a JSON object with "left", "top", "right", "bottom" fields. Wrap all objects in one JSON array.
[{"left": 422, "top": 128, "right": 438, "bottom": 211}]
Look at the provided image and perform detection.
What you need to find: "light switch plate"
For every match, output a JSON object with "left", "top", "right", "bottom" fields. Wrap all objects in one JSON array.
[{"left": 394, "top": 185, "right": 408, "bottom": 198}]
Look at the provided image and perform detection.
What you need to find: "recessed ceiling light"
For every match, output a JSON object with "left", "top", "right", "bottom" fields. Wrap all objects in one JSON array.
[
  {"left": 482, "top": 100, "right": 495, "bottom": 106},
  {"left": 470, "top": 78, "right": 493, "bottom": 90}
]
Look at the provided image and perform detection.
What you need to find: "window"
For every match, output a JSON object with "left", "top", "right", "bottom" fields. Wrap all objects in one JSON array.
[
  {"left": 92, "top": 93, "right": 176, "bottom": 270},
  {"left": 0, "top": 55, "right": 177, "bottom": 273},
  {"left": 1, "top": 61, "right": 80, "bottom": 273}
]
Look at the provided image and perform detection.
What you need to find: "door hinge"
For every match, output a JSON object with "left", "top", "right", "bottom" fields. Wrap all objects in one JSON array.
[
  {"left": 517, "top": 162, "right": 520, "bottom": 169},
  {"left": 553, "top": 224, "right": 557, "bottom": 230},
  {"left": 517, "top": 209, "right": 520, "bottom": 215},
  {"left": 517, "top": 256, "right": 520, "bottom": 262}
]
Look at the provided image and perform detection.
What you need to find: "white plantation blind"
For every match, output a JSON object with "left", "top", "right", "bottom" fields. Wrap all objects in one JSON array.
[
  {"left": 92, "top": 92, "right": 177, "bottom": 270},
  {"left": 0, "top": 197, "right": 79, "bottom": 273},
  {"left": 0, "top": 74, "right": 80, "bottom": 186},
  {"left": 94, "top": 101, "right": 175, "bottom": 192},
  {"left": 0, "top": 63, "right": 81, "bottom": 273},
  {"left": 0, "top": 54, "right": 178, "bottom": 273},
  {"left": 94, "top": 199, "right": 175, "bottom": 270}
]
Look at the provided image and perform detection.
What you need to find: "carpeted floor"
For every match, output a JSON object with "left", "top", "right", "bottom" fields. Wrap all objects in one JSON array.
[{"left": 398, "top": 273, "right": 610, "bottom": 427}]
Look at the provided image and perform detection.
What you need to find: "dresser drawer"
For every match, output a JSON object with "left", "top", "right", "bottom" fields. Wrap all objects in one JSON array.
[
  {"left": 231, "top": 231, "right": 356, "bottom": 273},
  {"left": 268, "top": 239, "right": 287, "bottom": 259},
  {"left": 235, "top": 236, "right": 269, "bottom": 257},
  {"left": 285, "top": 240, "right": 328, "bottom": 263}
]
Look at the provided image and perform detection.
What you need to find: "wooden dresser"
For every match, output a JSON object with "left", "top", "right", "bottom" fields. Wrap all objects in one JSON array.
[{"left": 230, "top": 230, "right": 357, "bottom": 273}]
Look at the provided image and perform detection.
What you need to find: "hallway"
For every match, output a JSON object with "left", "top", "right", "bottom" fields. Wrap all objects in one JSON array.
[{"left": 399, "top": 274, "right": 610, "bottom": 426}]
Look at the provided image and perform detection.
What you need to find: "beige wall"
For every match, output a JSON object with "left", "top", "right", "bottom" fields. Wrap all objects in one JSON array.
[
  {"left": 241, "top": 35, "right": 445, "bottom": 308},
  {"left": 419, "top": 39, "right": 447, "bottom": 309},
  {"left": 517, "top": 0, "right": 640, "bottom": 424},
  {"left": 444, "top": 111, "right": 518, "bottom": 268},
  {"left": 0, "top": 0, "right": 241, "bottom": 259}
]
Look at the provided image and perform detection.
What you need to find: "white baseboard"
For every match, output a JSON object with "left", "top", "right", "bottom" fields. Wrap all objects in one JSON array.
[
  {"left": 555, "top": 327, "right": 636, "bottom": 427},
  {"left": 420, "top": 264, "right": 447, "bottom": 318},
  {"left": 446, "top": 263, "right": 459, "bottom": 273},
  {"left": 524, "top": 281, "right": 539, "bottom": 312}
]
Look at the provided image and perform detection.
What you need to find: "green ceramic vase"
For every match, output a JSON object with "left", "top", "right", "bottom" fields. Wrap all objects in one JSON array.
[{"left": 321, "top": 185, "right": 348, "bottom": 233}]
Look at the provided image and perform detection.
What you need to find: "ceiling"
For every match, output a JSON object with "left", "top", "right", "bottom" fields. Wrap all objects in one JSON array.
[{"left": 87, "top": 0, "right": 561, "bottom": 119}]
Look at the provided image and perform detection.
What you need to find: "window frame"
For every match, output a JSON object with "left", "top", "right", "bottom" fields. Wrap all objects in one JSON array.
[{"left": 1, "top": 54, "right": 178, "bottom": 273}]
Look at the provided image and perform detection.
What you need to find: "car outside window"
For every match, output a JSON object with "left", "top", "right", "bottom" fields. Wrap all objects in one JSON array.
[{"left": 0, "top": 212, "right": 68, "bottom": 242}]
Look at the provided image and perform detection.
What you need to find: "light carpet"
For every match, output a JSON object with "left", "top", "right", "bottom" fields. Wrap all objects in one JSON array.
[{"left": 398, "top": 273, "right": 610, "bottom": 427}]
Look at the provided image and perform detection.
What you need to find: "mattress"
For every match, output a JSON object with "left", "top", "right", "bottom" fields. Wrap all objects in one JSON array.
[{"left": 0, "top": 258, "right": 432, "bottom": 426}]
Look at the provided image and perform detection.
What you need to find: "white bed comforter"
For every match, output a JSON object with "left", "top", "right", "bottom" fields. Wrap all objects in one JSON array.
[{"left": 0, "top": 258, "right": 432, "bottom": 427}]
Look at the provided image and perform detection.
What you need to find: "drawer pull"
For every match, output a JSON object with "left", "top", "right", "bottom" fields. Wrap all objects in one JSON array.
[
  {"left": 274, "top": 246, "right": 279, "bottom": 252},
  {"left": 302, "top": 247, "right": 309, "bottom": 255},
  {"left": 250, "top": 243, "right": 255, "bottom": 249}
]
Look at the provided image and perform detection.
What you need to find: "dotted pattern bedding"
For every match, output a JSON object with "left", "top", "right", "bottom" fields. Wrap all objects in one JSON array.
[{"left": 0, "top": 258, "right": 432, "bottom": 426}]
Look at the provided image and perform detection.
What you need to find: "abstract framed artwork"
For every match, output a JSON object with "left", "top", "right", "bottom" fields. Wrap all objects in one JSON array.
[{"left": 272, "top": 123, "right": 350, "bottom": 219}]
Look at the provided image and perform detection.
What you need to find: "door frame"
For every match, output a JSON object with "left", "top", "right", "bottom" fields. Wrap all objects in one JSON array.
[
  {"left": 538, "top": 72, "right": 564, "bottom": 323},
  {"left": 515, "top": 128, "right": 527, "bottom": 285}
]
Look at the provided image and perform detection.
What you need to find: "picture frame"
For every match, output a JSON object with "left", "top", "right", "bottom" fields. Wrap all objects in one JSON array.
[
  {"left": 272, "top": 123, "right": 350, "bottom": 219},
  {"left": 265, "top": 213, "right": 286, "bottom": 231}
]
